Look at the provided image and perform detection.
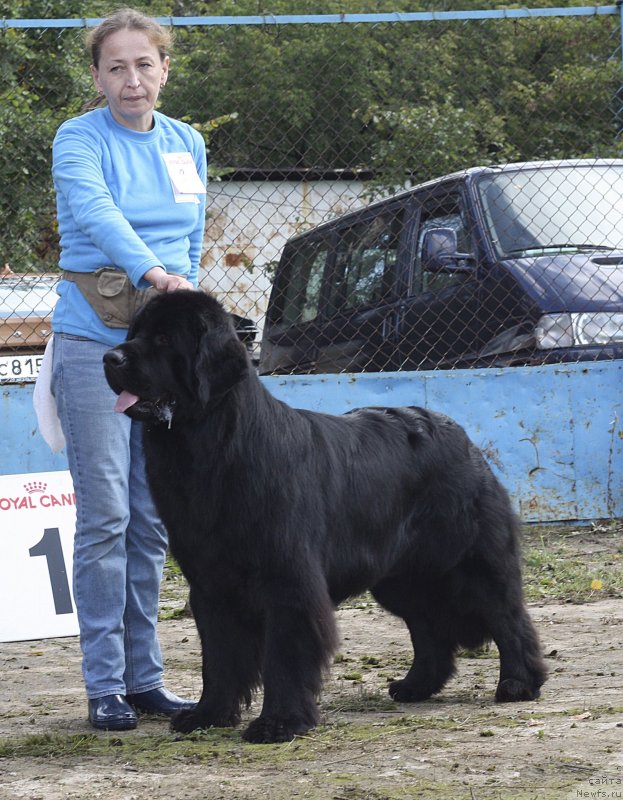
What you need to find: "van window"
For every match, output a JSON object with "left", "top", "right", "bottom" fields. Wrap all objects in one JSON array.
[
  {"left": 270, "top": 236, "right": 330, "bottom": 326},
  {"left": 415, "top": 195, "right": 472, "bottom": 294},
  {"left": 328, "top": 210, "right": 402, "bottom": 315}
]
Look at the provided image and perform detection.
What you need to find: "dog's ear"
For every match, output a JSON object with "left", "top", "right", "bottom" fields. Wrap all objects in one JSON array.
[{"left": 195, "top": 321, "right": 249, "bottom": 407}]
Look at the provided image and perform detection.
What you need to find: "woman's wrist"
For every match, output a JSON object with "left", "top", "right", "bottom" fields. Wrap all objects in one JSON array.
[
  {"left": 144, "top": 266, "right": 168, "bottom": 291},
  {"left": 144, "top": 266, "right": 195, "bottom": 293}
]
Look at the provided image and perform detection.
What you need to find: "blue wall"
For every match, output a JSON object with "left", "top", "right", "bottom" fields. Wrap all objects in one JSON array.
[{"left": 3, "top": 361, "right": 622, "bottom": 523}]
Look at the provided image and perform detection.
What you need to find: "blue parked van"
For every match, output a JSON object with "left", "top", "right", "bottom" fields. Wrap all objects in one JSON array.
[{"left": 259, "top": 159, "right": 623, "bottom": 374}]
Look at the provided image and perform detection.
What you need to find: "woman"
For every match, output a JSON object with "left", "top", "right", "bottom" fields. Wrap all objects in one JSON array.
[{"left": 51, "top": 8, "right": 206, "bottom": 731}]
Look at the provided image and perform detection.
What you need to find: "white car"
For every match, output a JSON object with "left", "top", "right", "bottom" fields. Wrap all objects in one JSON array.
[{"left": 0, "top": 273, "right": 58, "bottom": 382}]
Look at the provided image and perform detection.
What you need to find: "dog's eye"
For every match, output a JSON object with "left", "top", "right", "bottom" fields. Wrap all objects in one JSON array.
[{"left": 154, "top": 334, "right": 169, "bottom": 347}]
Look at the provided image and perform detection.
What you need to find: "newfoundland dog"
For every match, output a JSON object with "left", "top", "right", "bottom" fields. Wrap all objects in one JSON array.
[{"left": 103, "top": 290, "right": 546, "bottom": 743}]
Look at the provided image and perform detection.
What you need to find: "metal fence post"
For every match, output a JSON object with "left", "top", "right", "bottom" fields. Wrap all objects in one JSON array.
[{"left": 618, "top": 0, "right": 623, "bottom": 138}]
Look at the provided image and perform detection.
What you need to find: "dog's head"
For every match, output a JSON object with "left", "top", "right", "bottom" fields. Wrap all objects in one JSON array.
[{"left": 103, "top": 290, "right": 250, "bottom": 425}]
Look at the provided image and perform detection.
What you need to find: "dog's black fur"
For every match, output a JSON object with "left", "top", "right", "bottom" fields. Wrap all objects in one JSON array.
[{"left": 103, "top": 290, "right": 547, "bottom": 743}]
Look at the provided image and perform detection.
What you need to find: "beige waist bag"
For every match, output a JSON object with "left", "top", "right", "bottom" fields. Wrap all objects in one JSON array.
[{"left": 63, "top": 268, "right": 158, "bottom": 329}]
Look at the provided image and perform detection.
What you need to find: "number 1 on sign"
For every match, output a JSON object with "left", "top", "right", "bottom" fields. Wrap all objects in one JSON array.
[{"left": 29, "top": 528, "right": 74, "bottom": 615}]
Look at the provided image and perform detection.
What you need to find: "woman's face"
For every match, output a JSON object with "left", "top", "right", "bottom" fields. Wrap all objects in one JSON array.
[{"left": 90, "top": 28, "right": 169, "bottom": 132}]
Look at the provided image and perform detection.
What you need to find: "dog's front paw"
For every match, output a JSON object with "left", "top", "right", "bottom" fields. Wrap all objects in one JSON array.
[
  {"left": 243, "top": 714, "right": 314, "bottom": 744},
  {"left": 495, "top": 678, "right": 540, "bottom": 703},
  {"left": 170, "top": 708, "right": 210, "bottom": 734},
  {"left": 388, "top": 678, "right": 433, "bottom": 703},
  {"left": 170, "top": 706, "right": 240, "bottom": 734}
]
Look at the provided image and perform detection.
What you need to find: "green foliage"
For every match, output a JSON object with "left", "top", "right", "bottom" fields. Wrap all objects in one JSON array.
[
  {"left": 361, "top": 100, "right": 518, "bottom": 192},
  {"left": 522, "top": 521, "right": 623, "bottom": 603},
  {"left": 0, "top": 19, "right": 85, "bottom": 271},
  {"left": 163, "top": 6, "right": 622, "bottom": 193},
  {"left": 1, "top": 2, "right": 622, "bottom": 270}
]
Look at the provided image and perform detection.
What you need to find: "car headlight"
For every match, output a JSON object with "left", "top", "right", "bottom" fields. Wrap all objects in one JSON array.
[
  {"left": 534, "top": 314, "right": 573, "bottom": 349},
  {"left": 573, "top": 312, "right": 623, "bottom": 345},
  {"left": 535, "top": 312, "right": 623, "bottom": 349}
]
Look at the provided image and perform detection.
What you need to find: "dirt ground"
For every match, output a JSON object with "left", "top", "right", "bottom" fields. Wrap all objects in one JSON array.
[{"left": 1, "top": 527, "right": 622, "bottom": 800}]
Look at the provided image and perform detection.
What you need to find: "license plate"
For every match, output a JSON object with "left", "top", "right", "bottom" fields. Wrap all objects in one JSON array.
[{"left": 0, "top": 353, "right": 44, "bottom": 383}]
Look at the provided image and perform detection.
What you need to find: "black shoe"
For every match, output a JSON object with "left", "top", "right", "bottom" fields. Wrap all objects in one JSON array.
[
  {"left": 126, "top": 687, "right": 197, "bottom": 717},
  {"left": 88, "top": 694, "right": 138, "bottom": 731}
]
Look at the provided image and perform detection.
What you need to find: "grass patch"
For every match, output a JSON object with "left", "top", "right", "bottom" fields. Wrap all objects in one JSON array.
[
  {"left": 522, "top": 520, "right": 623, "bottom": 603},
  {"left": 457, "top": 643, "right": 496, "bottom": 659},
  {"left": 0, "top": 713, "right": 474, "bottom": 765},
  {"left": 0, "top": 728, "right": 313, "bottom": 767},
  {"left": 159, "top": 555, "right": 191, "bottom": 620},
  {"left": 324, "top": 687, "right": 397, "bottom": 713}
]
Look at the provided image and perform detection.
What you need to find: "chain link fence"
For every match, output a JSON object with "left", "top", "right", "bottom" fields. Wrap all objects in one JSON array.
[{"left": 1, "top": 6, "right": 623, "bottom": 374}]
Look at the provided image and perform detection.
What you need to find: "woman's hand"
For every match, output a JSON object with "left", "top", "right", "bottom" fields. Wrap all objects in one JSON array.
[{"left": 144, "top": 266, "right": 195, "bottom": 293}]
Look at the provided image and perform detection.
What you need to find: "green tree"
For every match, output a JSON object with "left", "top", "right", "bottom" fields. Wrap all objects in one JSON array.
[
  {"left": 359, "top": 12, "right": 622, "bottom": 191},
  {"left": 0, "top": 0, "right": 169, "bottom": 271},
  {"left": 163, "top": 2, "right": 622, "bottom": 192},
  {"left": 1, "top": 1, "right": 621, "bottom": 270}
]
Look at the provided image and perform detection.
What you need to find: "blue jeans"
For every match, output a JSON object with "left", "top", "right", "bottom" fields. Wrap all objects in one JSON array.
[{"left": 52, "top": 334, "right": 168, "bottom": 699}]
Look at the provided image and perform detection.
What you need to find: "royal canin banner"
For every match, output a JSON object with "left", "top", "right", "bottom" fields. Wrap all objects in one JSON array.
[{"left": 0, "top": 471, "right": 79, "bottom": 642}]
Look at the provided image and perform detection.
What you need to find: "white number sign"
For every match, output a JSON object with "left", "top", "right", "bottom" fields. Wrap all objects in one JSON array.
[{"left": 0, "top": 471, "right": 79, "bottom": 642}]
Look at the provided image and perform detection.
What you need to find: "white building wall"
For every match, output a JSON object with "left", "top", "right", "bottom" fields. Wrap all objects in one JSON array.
[{"left": 199, "top": 179, "right": 371, "bottom": 330}]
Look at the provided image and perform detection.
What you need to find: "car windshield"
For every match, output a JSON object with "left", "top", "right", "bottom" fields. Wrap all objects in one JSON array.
[{"left": 476, "top": 164, "right": 623, "bottom": 258}]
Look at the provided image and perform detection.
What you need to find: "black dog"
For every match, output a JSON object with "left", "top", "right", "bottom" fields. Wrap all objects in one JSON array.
[{"left": 103, "top": 290, "right": 546, "bottom": 743}]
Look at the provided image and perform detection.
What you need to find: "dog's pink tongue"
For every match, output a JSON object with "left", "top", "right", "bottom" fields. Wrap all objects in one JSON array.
[{"left": 114, "top": 391, "right": 139, "bottom": 413}]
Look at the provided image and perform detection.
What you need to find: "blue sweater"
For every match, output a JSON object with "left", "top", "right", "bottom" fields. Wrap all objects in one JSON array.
[{"left": 52, "top": 106, "right": 207, "bottom": 345}]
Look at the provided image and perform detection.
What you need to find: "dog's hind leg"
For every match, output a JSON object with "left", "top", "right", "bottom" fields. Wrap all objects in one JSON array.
[
  {"left": 468, "top": 486, "right": 547, "bottom": 701},
  {"left": 171, "top": 585, "right": 263, "bottom": 734},
  {"left": 458, "top": 531, "right": 547, "bottom": 701},
  {"left": 449, "top": 544, "right": 547, "bottom": 702},
  {"left": 243, "top": 575, "right": 338, "bottom": 744},
  {"left": 372, "top": 578, "right": 457, "bottom": 702},
  {"left": 484, "top": 602, "right": 547, "bottom": 702}
]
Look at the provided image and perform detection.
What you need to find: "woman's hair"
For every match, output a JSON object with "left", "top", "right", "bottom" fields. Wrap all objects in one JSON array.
[
  {"left": 82, "top": 8, "right": 173, "bottom": 110},
  {"left": 87, "top": 7, "right": 173, "bottom": 67}
]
